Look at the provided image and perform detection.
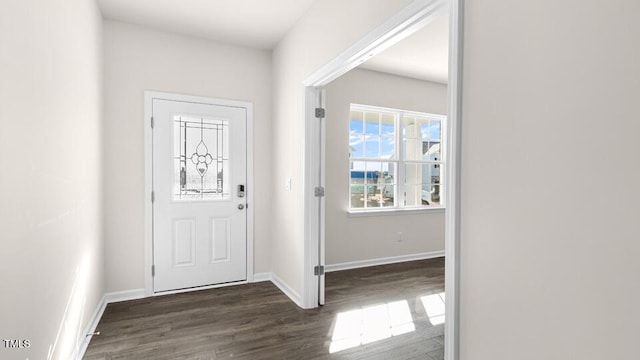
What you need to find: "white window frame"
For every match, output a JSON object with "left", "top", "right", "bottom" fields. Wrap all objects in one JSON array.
[{"left": 348, "top": 103, "right": 446, "bottom": 214}]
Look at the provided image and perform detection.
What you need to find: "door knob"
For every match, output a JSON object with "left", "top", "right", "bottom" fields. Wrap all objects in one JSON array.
[{"left": 238, "top": 204, "right": 245, "bottom": 210}]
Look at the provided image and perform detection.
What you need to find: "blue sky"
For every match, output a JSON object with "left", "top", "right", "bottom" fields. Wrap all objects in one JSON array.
[{"left": 349, "top": 119, "right": 441, "bottom": 159}]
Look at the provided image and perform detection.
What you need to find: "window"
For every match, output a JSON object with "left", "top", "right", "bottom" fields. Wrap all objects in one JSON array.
[
  {"left": 349, "top": 104, "right": 445, "bottom": 211},
  {"left": 173, "top": 115, "right": 229, "bottom": 200}
]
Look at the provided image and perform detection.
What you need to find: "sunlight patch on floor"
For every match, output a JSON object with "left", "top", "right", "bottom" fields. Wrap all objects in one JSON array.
[
  {"left": 329, "top": 300, "right": 415, "bottom": 353},
  {"left": 420, "top": 292, "right": 445, "bottom": 325}
]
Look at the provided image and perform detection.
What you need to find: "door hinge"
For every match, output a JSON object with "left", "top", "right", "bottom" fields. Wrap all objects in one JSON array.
[
  {"left": 314, "top": 265, "right": 325, "bottom": 276},
  {"left": 152, "top": 265, "right": 155, "bottom": 277},
  {"left": 151, "top": 191, "right": 155, "bottom": 203},
  {"left": 314, "top": 187, "right": 325, "bottom": 197},
  {"left": 151, "top": 116, "right": 154, "bottom": 128},
  {"left": 315, "top": 108, "right": 325, "bottom": 118}
]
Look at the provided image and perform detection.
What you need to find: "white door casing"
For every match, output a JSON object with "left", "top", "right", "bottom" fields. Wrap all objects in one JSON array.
[{"left": 152, "top": 97, "right": 248, "bottom": 292}]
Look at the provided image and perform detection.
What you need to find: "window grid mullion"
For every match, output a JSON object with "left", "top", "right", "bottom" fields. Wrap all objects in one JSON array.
[
  {"left": 377, "top": 112, "right": 382, "bottom": 159},
  {"left": 361, "top": 113, "right": 366, "bottom": 161},
  {"left": 397, "top": 112, "right": 406, "bottom": 208},
  {"left": 363, "top": 161, "right": 369, "bottom": 209}
]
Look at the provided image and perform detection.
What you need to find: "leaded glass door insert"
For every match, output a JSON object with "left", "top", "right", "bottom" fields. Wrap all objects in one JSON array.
[{"left": 173, "top": 116, "right": 229, "bottom": 200}]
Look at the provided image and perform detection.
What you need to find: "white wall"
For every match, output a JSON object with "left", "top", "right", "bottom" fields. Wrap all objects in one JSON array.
[
  {"left": 272, "top": 0, "right": 410, "bottom": 304},
  {"left": 103, "top": 21, "right": 273, "bottom": 292},
  {"left": 460, "top": 0, "right": 640, "bottom": 359},
  {"left": 0, "top": 0, "right": 104, "bottom": 359},
  {"left": 325, "top": 68, "right": 446, "bottom": 265}
]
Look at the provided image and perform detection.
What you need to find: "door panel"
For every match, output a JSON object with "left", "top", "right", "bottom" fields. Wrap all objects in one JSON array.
[
  {"left": 153, "top": 98, "right": 247, "bottom": 292},
  {"left": 210, "top": 217, "right": 230, "bottom": 263},
  {"left": 173, "top": 218, "right": 196, "bottom": 267}
]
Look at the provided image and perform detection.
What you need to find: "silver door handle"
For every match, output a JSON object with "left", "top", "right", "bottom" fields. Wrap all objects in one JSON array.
[{"left": 238, "top": 204, "right": 245, "bottom": 210}]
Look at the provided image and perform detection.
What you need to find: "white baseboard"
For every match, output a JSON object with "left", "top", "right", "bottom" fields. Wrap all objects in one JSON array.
[
  {"left": 325, "top": 251, "right": 445, "bottom": 273},
  {"left": 75, "top": 289, "right": 146, "bottom": 360},
  {"left": 254, "top": 272, "right": 305, "bottom": 308},
  {"left": 252, "top": 272, "right": 272, "bottom": 282},
  {"left": 104, "top": 288, "right": 146, "bottom": 303},
  {"left": 74, "top": 295, "right": 107, "bottom": 360},
  {"left": 270, "top": 272, "right": 303, "bottom": 308}
]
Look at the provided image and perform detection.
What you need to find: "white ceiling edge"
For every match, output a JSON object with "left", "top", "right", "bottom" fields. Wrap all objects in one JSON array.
[
  {"left": 96, "top": 0, "right": 449, "bottom": 83},
  {"left": 97, "top": 0, "right": 316, "bottom": 50}
]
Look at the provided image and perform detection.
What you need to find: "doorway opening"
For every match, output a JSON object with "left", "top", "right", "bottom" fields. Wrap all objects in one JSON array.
[{"left": 301, "top": 0, "right": 463, "bottom": 359}]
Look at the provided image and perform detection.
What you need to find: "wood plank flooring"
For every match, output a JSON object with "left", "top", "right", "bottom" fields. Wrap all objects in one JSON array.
[{"left": 84, "top": 257, "right": 445, "bottom": 360}]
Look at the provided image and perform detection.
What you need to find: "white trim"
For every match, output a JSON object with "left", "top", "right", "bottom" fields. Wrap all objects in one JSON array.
[
  {"left": 75, "top": 289, "right": 146, "bottom": 359},
  {"left": 252, "top": 273, "right": 272, "bottom": 282},
  {"left": 319, "top": 88, "right": 327, "bottom": 306},
  {"left": 301, "top": 86, "right": 322, "bottom": 308},
  {"left": 151, "top": 280, "right": 249, "bottom": 296},
  {"left": 303, "top": 0, "right": 449, "bottom": 87},
  {"left": 144, "top": 93, "right": 154, "bottom": 297},
  {"left": 270, "top": 273, "right": 304, "bottom": 308},
  {"left": 246, "top": 103, "right": 255, "bottom": 283},
  {"left": 301, "top": 0, "right": 460, "bottom": 359},
  {"left": 444, "top": 1, "right": 463, "bottom": 360},
  {"left": 144, "top": 91, "right": 255, "bottom": 294},
  {"left": 348, "top": 207, "right": 445, "bottom": 217},
  {"left": 104, "top": 289, "right": 147, "bottom": 304},
  {"left": 350, "top": 102, "right": 447, "bottom": 121},
  {"left": 325, "top": 251, "right": 445, "bottom": 273},
  {"left": 74, "top": 297, "right": 106, "bottom": 360}
]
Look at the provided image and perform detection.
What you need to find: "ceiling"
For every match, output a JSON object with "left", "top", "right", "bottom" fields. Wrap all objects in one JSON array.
[
  {"left": 97, "top": 0, "right": 449, "bottom": 83},
  {"left": 97, "top": 0, "right": 316, "bottom": 49}
]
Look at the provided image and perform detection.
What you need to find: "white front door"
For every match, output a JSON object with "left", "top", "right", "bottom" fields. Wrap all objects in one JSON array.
[{"left": 152, "top": 97, "right": 247, "bottom": 292}]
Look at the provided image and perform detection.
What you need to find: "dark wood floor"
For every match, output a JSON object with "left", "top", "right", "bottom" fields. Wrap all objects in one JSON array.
[{"left": 84, "top": 257, "right": 445, "bottom": 360}]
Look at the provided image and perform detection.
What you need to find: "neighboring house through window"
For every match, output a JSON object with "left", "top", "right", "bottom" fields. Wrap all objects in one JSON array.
[{"left": 349, "top": 104, "right": 445, "bottom": 211}]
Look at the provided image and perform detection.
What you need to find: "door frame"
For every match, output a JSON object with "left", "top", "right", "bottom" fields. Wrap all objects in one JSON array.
[
  {"left": 300, "top": 0, "right": 463, "bottom": 359},
  {"left": 144, "top": 91, "right": 255, "bottom": 296}
]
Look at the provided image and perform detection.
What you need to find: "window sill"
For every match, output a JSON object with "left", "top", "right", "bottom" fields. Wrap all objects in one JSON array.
[{"left": 347, "top": 206, "right": 445, "bottom": 217}]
